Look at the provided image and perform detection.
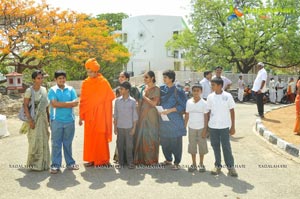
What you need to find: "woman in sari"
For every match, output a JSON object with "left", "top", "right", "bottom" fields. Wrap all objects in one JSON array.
[
  {"left": 294, "top": 76, "right": 300, "bottom": 135},
  {"left": 134, "top": 71, "right": 160, "bottom": 165},
  {"left": 21, "top": 70, "right": 50, "bottom": 171}
]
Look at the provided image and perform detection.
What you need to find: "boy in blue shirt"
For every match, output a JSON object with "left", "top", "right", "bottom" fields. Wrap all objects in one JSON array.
[{"left": 48, "top": 71, "right": 79, "bottom": 174}]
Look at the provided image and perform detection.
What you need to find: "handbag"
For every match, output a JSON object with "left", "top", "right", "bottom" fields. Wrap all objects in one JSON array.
[
  {"left": 18, "top": 87, "right": 35, "bottom": 122},
  {"left": 174, "top": 87, "right": 185, "bottom": 115}
]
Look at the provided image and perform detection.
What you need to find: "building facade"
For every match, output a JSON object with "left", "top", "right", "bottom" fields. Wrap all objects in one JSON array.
[{"left": 122, "top": 15, "right": 188, "bottom": 76}]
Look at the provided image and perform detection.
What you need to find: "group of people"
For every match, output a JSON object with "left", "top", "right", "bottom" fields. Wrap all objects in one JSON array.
[
  {"left": 268, "top": 77, "right": 297, "bottom": 104},
  {"left": 251, "top": 62, "right": 300, "bottom": 136},
  {"left": 21, "top": 59, "right": 238, "bottom": 177},
  {"left": 237, "top": 68, "right": 297, "bottom": 105},
  {"left": 112, "top": 69, "right": 237, "bottom": 176}
]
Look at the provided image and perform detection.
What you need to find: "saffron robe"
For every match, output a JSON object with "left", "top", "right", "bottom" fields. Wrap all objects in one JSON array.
[
  {"left": 80, "top": 74, "right": 115, "bottom": 165},
  {"left": 294, "top": 80, "right": 300, "bottom": 133}
]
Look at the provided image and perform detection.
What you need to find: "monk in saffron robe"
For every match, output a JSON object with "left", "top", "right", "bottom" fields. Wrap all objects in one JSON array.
[
  {"left": 79, "top": 58, "right": 115, "bottom": 166},
  {"left": 294, "top": 77, "right": 300, "bottom": 135}
]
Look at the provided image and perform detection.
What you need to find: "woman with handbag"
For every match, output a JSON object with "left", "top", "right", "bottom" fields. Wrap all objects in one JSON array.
[
  {"left": 20, "top": 70, "right": 50, "bottom": 171},
  {"left": 159, "top": 70, "right": 187, "bottom": 170}
]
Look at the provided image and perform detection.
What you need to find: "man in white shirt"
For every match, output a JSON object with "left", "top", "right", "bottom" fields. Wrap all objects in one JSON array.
[
  {"left": 200, "top": 71, "right": 212, "bottom": 100},
  {"left": 213, "top": 66, "right": 232, "bottom": 91},
  {"left": 237, "top": 75, "right": 245, "bottom": 102},
  {"left": 269, "top": 77, "right": 276, "bottom": 104},
  {"left": 276, "top": 78, "right": 284, "bottom": 103},
  {"left": 252, "top": 62, "right": 267, "bottom": 118}
]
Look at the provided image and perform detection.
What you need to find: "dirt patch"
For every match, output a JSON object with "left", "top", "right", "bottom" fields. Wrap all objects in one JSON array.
[
  {"left": 262, "top": 105, "right": 300, "bottom": 147},
  {"left": 0, "top": 93, "right": 23, "bottom": 118}
]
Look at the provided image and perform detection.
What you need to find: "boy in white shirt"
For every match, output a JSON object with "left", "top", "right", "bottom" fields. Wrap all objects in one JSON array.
[
  {"left": 184, "top": 84, "right": 209, "bottom": 172},
  {"left": 207, "top": 77, "right": 238, "bottom": 177}
]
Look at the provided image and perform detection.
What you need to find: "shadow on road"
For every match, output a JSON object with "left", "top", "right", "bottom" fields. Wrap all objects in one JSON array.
[
  {"left": 78, "top": 166, "right": 254, "bottom": 193},
  {"left": 261, "top": 117, "right": 281, "bottom": 124},
  {"left": 47, "top": 169, "right": 80, "bottom": 190},
  {"left": 16, "top": 169, "right": 50, "bottom": 190},
  {"left": 15, "top": 166, "right": 254, "bottom": 193},
  {"left": 143, "top": 168, "right": 254, "bottom": 194},
  {"left": 81, "top": 167, "right": 118, "bottom": 189},
  {"left": 230, "top": 136, "right": 245, "bottom": 142}
]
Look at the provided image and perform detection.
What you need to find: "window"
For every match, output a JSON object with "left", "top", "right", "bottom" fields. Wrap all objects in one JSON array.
[
  {"left": 17, "top": 78, "right": 21, "bottom": 84},
  {"left": 181, "top": 52, "right": 185, "bottom": 59},
  {"left": 173, "top": 31, "right": 179, "bottom": 35},
  {"left": 9, "top": 78, "right": 13, "bottom": 84},
  {"left": 123, "top": 33, "right": 128, "bottom": 43},
  {"left": 174, "top": 50, "right": 179, "bottom": 59}
]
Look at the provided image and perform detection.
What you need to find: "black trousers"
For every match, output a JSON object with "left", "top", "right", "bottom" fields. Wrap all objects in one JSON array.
[{"left": 256, "top": 93, "right": 264, "bottom": 116}]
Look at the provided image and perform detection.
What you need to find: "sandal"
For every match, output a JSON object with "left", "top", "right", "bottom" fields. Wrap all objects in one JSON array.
[
  {"left": 94, "top": 163, "right": 112, "bottom": 168},
  {"left": 50, "top": 167, "right": 60, "bottom": 174},
  {"left": 161, "top": 160, "right": 172, "bottom": 166},
  {"left": 84, "top": 162, "right": 94, "bottom": 167},
  {"left": 171, "top": 164, "right": 180, "bottom": 170},
  {"left": 67, "top": 164, "right": 79, "bottom": 170},
  {"left": 188, "top": 165, "right": 197, "bottom": 172},
  {"left": 128, "top": 164, "right": 135, "bottom": 169}
]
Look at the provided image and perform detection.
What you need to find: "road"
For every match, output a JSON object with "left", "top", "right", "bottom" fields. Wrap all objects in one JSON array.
[{"left": 0, "top": 103, "right": 299, "bottom": 199}]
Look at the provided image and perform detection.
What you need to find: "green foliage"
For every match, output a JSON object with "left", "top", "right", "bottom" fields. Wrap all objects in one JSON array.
[
  {"left": 167, "top": 0, "right": 300, "bottom": 73},
  {"left": 95, "top": 13, "right": 129, "bottom": 31}
]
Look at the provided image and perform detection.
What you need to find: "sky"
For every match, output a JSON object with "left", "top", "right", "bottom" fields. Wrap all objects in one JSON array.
[{"left": 45, "top": 0, "right": 192, "bottom": 20}]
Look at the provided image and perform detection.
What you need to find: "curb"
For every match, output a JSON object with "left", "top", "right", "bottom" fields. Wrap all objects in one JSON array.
[{"left": 255, "top": 104, "right": 300, "bottom": 158}]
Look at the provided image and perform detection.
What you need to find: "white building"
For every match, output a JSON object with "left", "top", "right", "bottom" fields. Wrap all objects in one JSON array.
[{"left": 122, "top": 15, "right": 188, "bottom": 76}]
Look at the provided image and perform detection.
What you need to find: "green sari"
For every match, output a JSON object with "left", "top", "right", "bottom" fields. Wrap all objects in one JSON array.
[
  {"left": 21, "top": 86, "right": 50, "bottom": 171},
  {"left": 134, "top": 86, "right": 160, "bottom": 165}
]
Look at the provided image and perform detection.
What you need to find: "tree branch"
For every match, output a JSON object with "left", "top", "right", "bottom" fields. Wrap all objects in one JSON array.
[{"left": 264, "top": 62, "right": 300, "bottom": 68}]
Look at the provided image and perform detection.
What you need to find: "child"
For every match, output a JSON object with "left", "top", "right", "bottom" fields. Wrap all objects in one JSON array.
[
  {"left": 184, "top": 84, "right": 209, "bottom": 172},
  {"left": 207, "top": 77, "right": 238, "bottom": 177},
  {"left": 48, "top": 70, "right": 79, "bottom": 174},
  {"left": 113, "top": 81, "right": 138, "bottom": 169}
]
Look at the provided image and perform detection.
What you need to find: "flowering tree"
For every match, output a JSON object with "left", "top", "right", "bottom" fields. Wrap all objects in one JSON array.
[{"left": 0, "top": 0, "right": 129, "bottom": 78}]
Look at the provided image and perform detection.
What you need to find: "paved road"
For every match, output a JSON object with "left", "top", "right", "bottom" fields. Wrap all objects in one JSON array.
[{"left": 0, "top": 103, "right": 299, "bottom": 199}]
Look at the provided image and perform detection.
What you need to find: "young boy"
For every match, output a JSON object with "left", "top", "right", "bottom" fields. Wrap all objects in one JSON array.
[
  {"left": 184, "top": 84, "right": 209, "bottom": 172},
  {"left": 48, "top": 70, "right": 79, "bottom": 174},
  {"left": 207, "top": 77, "right": 238, "bottom": 177},
  {"left": 113, "top": 81, "right": 138, "bottom": 169}
]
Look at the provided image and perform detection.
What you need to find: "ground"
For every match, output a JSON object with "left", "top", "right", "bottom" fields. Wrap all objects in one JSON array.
[
  {"left": 262, "top": 105, "right": 300, "bottom": 146},
  {"left": 0, "top": 103, "right": 300, "bottom": 199}
]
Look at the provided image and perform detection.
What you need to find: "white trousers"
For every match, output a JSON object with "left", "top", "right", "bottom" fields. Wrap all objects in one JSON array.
[
  {"left": 238, "top": 88, "right": 244, "bottom": 102},
  {"left": 269, "top": 91, "right": 276, "bottom": 103},
  {"left": 277, "top": 89, "right": 284, "bottom": 102}
]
